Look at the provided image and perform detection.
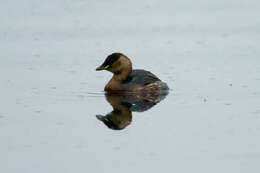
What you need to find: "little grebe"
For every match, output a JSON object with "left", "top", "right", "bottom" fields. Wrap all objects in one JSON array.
[{"left": 96, "top": 53, "right": 169, "bottom": 93}]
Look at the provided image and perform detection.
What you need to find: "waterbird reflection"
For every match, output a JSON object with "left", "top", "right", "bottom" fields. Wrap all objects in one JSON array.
[{"left": 96, "top": 92, "right": 168, "bottom": 130}]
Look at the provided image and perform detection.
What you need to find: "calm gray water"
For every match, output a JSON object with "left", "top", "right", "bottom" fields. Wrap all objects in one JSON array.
[{"left": 1, "top": 0, "right": 260, "bottom": 173}]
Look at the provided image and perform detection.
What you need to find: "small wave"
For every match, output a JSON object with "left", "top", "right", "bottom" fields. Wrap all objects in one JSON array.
[{"left": 86, "top": 91, "right": 106, "bottom": 97}]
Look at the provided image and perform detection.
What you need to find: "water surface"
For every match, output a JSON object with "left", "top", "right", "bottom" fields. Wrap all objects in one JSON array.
[{"left": 1, "top": 0, "right": 260, "bottom": 173}]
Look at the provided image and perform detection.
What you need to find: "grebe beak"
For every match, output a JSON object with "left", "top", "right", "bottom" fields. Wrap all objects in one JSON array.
[
  {"left": 96, "top": 65, "right": 110, "bottom": 71},
  {"left": 96, "top": 66, "right": 104, "bottom": 71}
]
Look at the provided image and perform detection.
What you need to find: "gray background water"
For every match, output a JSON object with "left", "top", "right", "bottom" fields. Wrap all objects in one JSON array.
[{"left": 1, "top": 0, "right": 260, "bottom": 172}]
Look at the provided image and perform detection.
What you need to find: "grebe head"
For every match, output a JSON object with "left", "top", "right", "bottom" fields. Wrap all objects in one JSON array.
[{"left": 96, "top": 53, "right": 132, "bottom": 75}]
